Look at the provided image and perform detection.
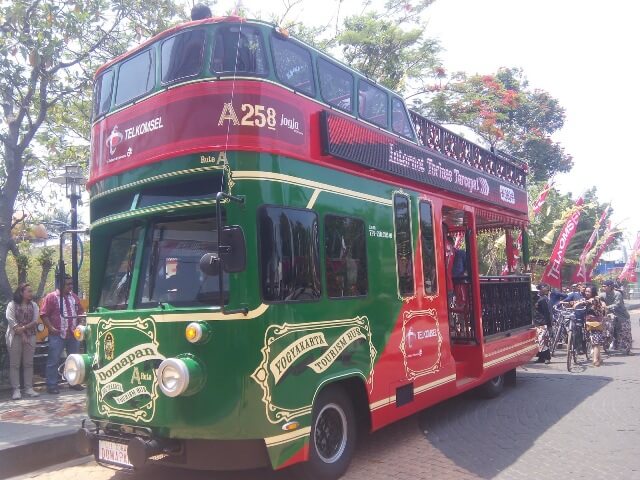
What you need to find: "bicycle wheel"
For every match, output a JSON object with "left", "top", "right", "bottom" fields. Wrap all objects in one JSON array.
[
  {"left": 550, "top": 324, "right": 564, "bottom": 357},
  {"left": 566, "top": 330, "right": 573, "bottom": 372},
  {"left": 584, "top": 334, "right": 591, "bottom": 362}
]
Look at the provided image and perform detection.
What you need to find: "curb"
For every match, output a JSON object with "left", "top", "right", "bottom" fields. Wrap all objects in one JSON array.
[{"left": 0, "top": 429, "right": 83, "bottom": 479}]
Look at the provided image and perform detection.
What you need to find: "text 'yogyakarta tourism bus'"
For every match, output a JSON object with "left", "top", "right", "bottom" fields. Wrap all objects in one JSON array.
[{"left": 66, "top": 15, "right": 536, "bottom": 479}]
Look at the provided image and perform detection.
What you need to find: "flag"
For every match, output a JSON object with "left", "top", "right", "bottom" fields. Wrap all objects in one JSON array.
[
  {"left": 586, "top": 221, "right": 618, "bottom": 280},
  {"left": 531, "top": 181, "right": 554, "bottom": 216},
  {"left": 540, "top": 197, "right": 585, "bottom": 289},
  {"left": 618, "top": 232, "right": 640, "bottom": 283},
  {"left": 572, "top": 205, "right": 610, "bottom": 283}
]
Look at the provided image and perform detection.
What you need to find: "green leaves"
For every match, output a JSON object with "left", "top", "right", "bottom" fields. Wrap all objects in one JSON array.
[{"left": 337, "top": 5, "right": 440, "bottom": 92}]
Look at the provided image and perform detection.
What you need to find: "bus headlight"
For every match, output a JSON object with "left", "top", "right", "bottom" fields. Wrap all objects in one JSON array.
[
  {"left": 157, "top": 357, "right": 204, "bottom": 397},
  {"left": 65, "top": 354, "right": 89, "bottom": 386},
  {"left": 73, "top": 325, "right": 89, "bottom": 341},
  {"left": 185, "top": 322, "right": 210, "bottom": 344}
]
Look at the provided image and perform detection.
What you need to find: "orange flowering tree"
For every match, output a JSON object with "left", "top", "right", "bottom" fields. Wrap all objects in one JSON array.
[{"left": 412, "top": 67, "right": 573, "bottom": 182}]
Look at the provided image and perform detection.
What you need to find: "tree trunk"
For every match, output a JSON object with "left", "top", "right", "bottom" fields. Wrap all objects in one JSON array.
[
  {"left": 0, "top": 136, "right": 25, "bottom": 304},
  {"left": 36, "top": 263, "right": 53, "bottom": 300}
]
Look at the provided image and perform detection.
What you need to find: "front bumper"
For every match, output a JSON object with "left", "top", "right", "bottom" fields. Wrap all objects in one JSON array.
[{"left": 77, "top": 420, "right": 270, "bottom": 471}]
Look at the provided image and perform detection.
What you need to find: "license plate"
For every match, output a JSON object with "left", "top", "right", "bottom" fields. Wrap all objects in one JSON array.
[{"left": 98, "top": 439, "right": 132, "bottom": 468}]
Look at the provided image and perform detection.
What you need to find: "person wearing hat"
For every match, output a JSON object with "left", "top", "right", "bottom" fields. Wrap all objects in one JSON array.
[
  {"left": 534, "top": 283, "right": 552, "bottom": 364},
  {"left": 600, "top": 279, "right": 632, "bottom": 354}
]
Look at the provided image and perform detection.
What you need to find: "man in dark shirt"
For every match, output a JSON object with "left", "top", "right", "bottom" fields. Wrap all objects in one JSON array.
[{"left": 600, "top": 279, "right": 632, "bottom": 354}]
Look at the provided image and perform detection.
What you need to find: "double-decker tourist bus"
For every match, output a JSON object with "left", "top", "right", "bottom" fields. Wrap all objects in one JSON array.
[{"left": 66, "top": 15, "right": 536, "bottom": 479}]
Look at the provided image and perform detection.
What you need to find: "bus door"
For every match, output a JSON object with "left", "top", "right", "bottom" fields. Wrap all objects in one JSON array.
[{"left": 441, "top": 205, "right": 483, "bottom": 378}]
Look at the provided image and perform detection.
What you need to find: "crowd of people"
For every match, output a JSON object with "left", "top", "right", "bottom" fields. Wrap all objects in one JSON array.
[{"left": 534, "top": 279, "right": 633, "bottom": 367}]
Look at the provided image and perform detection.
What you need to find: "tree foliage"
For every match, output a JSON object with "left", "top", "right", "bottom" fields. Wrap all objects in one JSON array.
[
  {"left": 336, "top": 1, "right": 440, "bottom": 92},
  {"left": 415, "top": 67, "right": 573, "bottom": 181},
  {"left": 0, "top": 0, "right": 184, "bottom": 303}
]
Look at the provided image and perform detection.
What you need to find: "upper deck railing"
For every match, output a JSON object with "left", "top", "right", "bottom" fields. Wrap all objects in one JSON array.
[{"left": 409, "top": 111, "right": 527, "bottom": 189}]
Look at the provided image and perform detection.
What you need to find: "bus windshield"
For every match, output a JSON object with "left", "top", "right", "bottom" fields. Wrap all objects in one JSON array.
[
  {"left": 137, "top": 217, "right": 229, "bottom": 308},
  {"left": 99, "top": 227, "right": 141, "bottom": 310}
]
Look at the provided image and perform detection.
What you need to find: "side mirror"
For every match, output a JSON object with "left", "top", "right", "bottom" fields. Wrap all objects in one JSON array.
[
  {"left": 219, "top": 226, "right": 246, "bottom": 273},
  {"left": 199, "top": 253, "right": 221, "bottom": 276},
  {"left": 199, "top": 226, "right": 247, "bottom": 276}
]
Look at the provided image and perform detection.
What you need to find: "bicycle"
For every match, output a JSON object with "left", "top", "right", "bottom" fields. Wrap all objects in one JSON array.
[{"left": 552, "top": 304, "right": 589, "bottom": 371}]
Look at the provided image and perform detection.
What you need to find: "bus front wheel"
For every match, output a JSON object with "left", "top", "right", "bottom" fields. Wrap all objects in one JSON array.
[
  {"left": 295, "top": 385, "right": 357, "bottom": 480},
  {"left": 479, "top": 374, "right": 505, "bottom": 399}
]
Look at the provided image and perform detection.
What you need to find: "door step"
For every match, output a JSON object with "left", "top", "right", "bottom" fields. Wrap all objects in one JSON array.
[{"left": 455, "top": 377, "right": 476, "bottom": 388}]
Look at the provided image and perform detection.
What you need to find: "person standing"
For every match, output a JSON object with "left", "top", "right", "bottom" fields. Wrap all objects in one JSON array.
[
  {"left": 5, "top": 283, "right": 40, "bottom": 400},
  {"left": 578, "top": 285, "right": 608, "bottom": 367},
  {"left": 534, "top": 283, "right": 553, "bottom": 364},
  {"left": 41, "top": 275, "right": 85, "bottom": 394},
  {"left": 600, "top": 279, "right": 632, "bottom": 355}
]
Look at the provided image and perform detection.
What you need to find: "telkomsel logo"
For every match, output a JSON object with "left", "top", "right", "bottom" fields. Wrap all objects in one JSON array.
[{"left": 106, "top": 126, "right": 124, "bottom": 155}]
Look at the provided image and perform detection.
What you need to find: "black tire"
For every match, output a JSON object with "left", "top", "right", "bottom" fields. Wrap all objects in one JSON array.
[
  {"left": 294, "top": 385, "right": 357, "bottom": 480},
  {"left": 550, "top": 324, "right": 564, "bottom": 357},
  {"left": 504, "top": 368, "right": 517, "bottom": 387},
  {"left": 479, "top": 374, "right": 505, "bottom": 399},
  {"left": 566, "top": 330, "right": 573, "bottom": 372}
]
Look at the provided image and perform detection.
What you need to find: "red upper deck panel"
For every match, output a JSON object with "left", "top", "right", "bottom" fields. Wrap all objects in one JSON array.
[{"left": 90, "top": 78, "right": 528, "bottom": 218}]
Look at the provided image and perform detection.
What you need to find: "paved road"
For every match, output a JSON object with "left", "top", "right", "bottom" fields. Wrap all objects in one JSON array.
[{"left": 11, "top": 313, "right": 640, "bottom": 480}]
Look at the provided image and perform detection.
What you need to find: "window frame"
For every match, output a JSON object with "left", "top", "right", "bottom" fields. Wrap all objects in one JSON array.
[
  {"left": 135, "top": 215, "right": 229, "bottom": 309},
  {"left": 418, "top": 200, "right": 438, "bottom": 296},
  {"left": 257, "top": 204, "right": 322, "bottom": 304},
  {"left": 160, "top": 28, "right": 206, "bottom": 86},
  {"left": 113, "top": 48, "right": 156, "bottom": 108},
  {"left": 393, "top": 193, "right": 415, "bottom": 297},
  {"left": 357, "top": 79, "right": 389, "bottom": 129},
  {"left": 323, "top": 213, "right": 369, "bottom": 300},
  {"left": 93, "top": 69, "right": 114, "bottom": 119},
  {"left": 392, "top": 96, "right": 416, "bottom": 141},
  {"left": 270, "top": 33, "right": 316, "bottom": 97},
  {"left": 317, "top": 57, "right": 354, "bottom": 114},
  {"left": 209, "top": 24, "right": 270, "bottom": 77}
]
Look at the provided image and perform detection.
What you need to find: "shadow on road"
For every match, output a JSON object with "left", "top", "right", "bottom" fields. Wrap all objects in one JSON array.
[{"left": 417, "top": 369, "right": 612, "bottom": 479}]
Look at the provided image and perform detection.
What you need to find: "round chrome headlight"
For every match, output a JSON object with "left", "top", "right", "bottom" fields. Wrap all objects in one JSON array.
[
  {"left": 64, "top": 354, "right": 87, "bottom": 386},
  {"left": 157, "top": 357, "right": 205, "bottom": 397},
  {"left": 157, "top": 358, "right": 190, "bottom": 397}
]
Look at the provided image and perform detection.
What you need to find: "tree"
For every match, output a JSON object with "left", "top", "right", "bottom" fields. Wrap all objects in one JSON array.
[
  {"left": 415, "top": 68, "right": 573, "bottom": 181},
  {"left": 337, "top": 1, "right": 440, "bottom": 92},
  {"left": 0, "top": 0, "right": 183, "bottom": 304},
  {"left": 35, "top": 245, "right": 55, "bottom": 299}
]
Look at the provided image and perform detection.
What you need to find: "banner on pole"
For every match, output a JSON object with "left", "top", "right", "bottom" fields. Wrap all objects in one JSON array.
[{"left": 540, "top": 197, "right": 585, "bottom": 289}]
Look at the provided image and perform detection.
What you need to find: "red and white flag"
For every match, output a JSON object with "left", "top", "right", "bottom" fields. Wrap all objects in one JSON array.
[
  {"left": 531, "top": 181, "right": 554, "bottom": 216},
  {"left": 586, "top": 221, "right": 617, "bottom": 279},
  {"left": 572, "top": 205, "right": 610, "bottom": 283},
  {"left": 618, "top": 232, "right": 640, "bottom": 283},
  {"left": 540, "top": 197, "right": 585, "bottom": 289}
]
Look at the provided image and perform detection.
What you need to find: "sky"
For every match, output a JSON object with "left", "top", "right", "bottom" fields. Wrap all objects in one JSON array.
[{"left": 206, "top": 0, "right": 640, "bottom": 249}]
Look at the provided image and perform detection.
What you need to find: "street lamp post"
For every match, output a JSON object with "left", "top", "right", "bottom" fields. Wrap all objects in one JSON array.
[{"left": 52, "top": 165, "right": 86, "bottom": 293}]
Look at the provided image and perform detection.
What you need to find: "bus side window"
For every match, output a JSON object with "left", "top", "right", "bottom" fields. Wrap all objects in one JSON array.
[
  {"left": 317, "top": 58, "right": 354, "bottom": 114},
  {"left": 393, "top": 194, "right": 415, "bottom": 296},
  {"left": 392, "top": 97, "right": 415, "bottom": 141},
  {"left": 259, "top": 206, "right": 321, "bottom": 302},
  {"left": 324, "top": 215, "right": 368, "bottom": 298},
  {"left": 161, "top": 29, "right": 206, "bottom": 84},
  {"left": 114, "top": 49, "right": 155, "bottom": 107},
  {"left": 271, "top": 35, "right": 315, "bottom": 96},
  {"left": 93, "top": 69, "right": 114, "bottom": 118},
  {"left": 358, "top": 80, "right": 388, "bottom": 128},
  {"left": 419, "top": 201, "right": 437, "bottom": 295},
  {"left": 211, "top": 25, "right": 268, "bottom": 75}
]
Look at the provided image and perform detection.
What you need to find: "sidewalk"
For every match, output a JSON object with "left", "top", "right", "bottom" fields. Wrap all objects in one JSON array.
[{"left": 0, "top": 386, "right": 87, "bottom": 479}]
